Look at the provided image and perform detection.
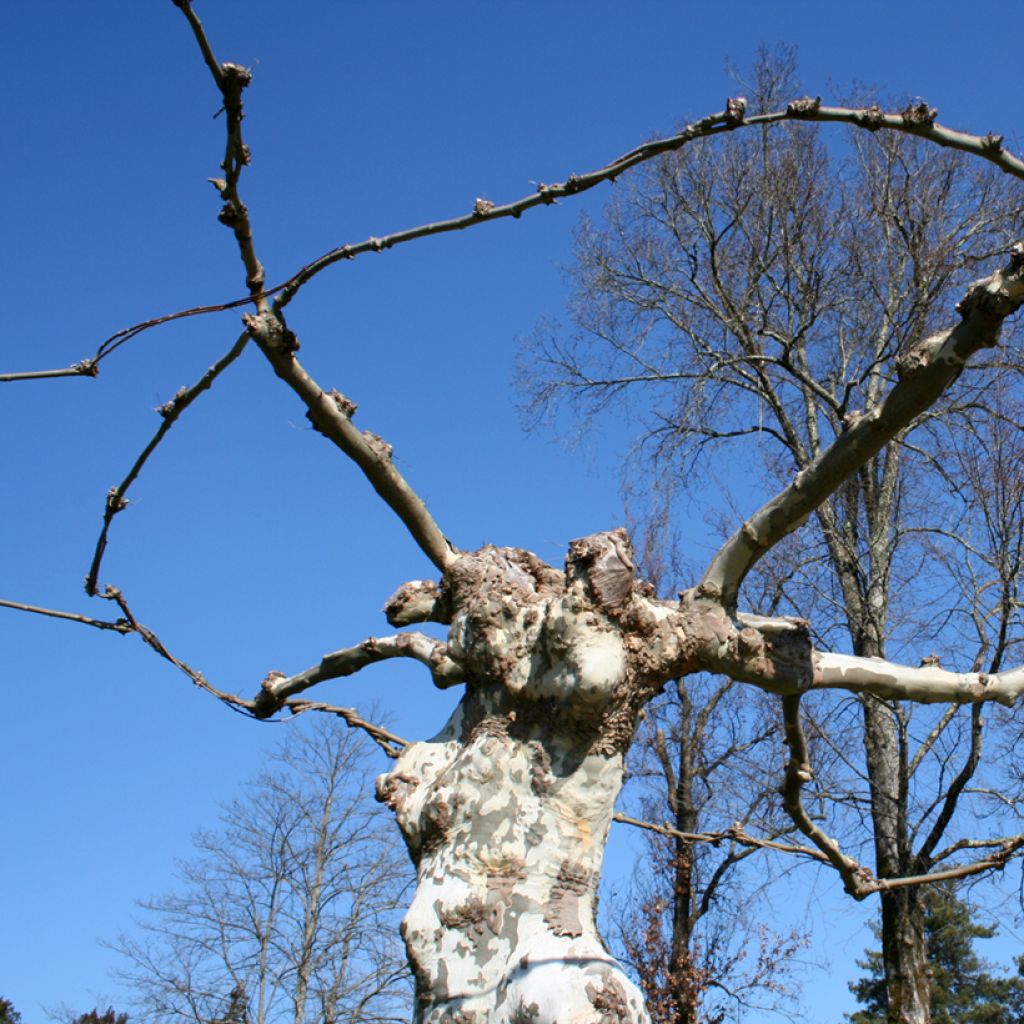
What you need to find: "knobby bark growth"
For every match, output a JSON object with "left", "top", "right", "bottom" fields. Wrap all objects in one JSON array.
[{"left": 8, "top": 10, "right": 1024, "bottom": 1024}]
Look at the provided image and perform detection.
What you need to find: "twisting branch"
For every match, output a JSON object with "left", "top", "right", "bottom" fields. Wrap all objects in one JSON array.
[
  {"left": 8, "top": 97, "right": 1022, "bottom": 383},
  {"left": 85, "top": 331, "right": 250, "bottom": 596},
  {"left": 777, "top": 694, "right": 1024, "bottom": 896},
  {"left": 97, "top": 584, "right": 254, "bottom": 711},
  {"left": 171, "top": 1, "right": 457, "bottom": 572},
  {"left": 701, "top": 245, "right": 1024, "bottom": 611},
  {"left": 2, "top": 582, "right": 406, "bottom": 756},
  {"left": 275, "top": 100, "right": 1024, "bottom": 307},
  {"left": 252, "top": 632, "right": 465, "bottom": 719},
  {"left": 780, "top": 695, "right": 869, "bottom": 897}
]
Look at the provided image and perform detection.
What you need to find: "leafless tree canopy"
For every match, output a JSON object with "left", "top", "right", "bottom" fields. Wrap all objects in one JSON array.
[{"left": 113, "top": 718, "right": 412, "bottom": 1024}]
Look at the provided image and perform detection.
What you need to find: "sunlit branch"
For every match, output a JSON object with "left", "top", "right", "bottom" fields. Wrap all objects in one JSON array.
[
  {"left": 252, "top": 632, "right": 465, "bottom": 718},
  {"left": 173, "top": 3, "right": 458, "bottom": 573},
  {"left": 8, "top": 99, "right": 1020, "bottom": 383},
  {"left": 701, "top": 245, "right": 1024, "bottom": 611},
  {"left": 0, "top": 361, "right": 98, "bottom": 383},
  {"left": 242, "top": 313, "right": 458, "bottom": 571},
  {"left": 813, "top": 651, "right": 1024, "bottom": 706}
]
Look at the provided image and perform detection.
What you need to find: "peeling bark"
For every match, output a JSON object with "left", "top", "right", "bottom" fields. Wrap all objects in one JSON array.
[{"left": 378, "top": 535, "right": 660, "bottom": 1023}]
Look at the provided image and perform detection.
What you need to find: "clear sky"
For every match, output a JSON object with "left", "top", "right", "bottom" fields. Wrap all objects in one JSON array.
[{"left": 2, "top": 1, "right": 1022, "bottom": 1020}]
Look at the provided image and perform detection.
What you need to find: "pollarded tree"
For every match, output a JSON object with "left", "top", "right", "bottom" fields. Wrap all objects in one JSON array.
[{"left": 7, "top": 7, "right": 1024, "bottom": 1024}]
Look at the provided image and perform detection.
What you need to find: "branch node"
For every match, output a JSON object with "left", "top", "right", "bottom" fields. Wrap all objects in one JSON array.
[
  {"left": 157, "top": 386, "right": 189, "bottom": 418},
  {"left": 363, "top": 431, "right": 394, "bottom": 461},
  {"left": 982, "top": 132, "right": 1005, "bottom": 152},
  {"left": 105, "top": 487, "right": 129, "bottom": 514},
  {"left": 220, "top": 62, "right": 253, "bottom": 90},
  {"left": 902, "top": 101, "right": 938, "bottom": 127},
  {"left": 326, "top": 388, "right": 357, "bottom": 418},
  {"left": 725, "top": 96, "right": 747, "bottom": 124},
  {"left": 473, "top": 197, "right": 495, "bottom": 216},
  {"left": 787, "top": 96, "right": 821, "bottom": 118},
  {"left": 242, "top": 311, "right": 300, "bottom": 354},
  {"left": 857, "top": 104, "right": 886, "bottom": 130},
  {"left": 218, "top": 200, "right": 242, "bottom": 227}
]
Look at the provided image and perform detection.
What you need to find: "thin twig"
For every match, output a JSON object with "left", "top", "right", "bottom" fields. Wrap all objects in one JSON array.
[
  {"left": 276, "top": 699, "right": 408, "bottom": 758},
  {"left": 612, "top": 812, "right": 829, "bottom": 863},
  {"left": 0, "top": 597, "right": 132, "bottom": 633},
  {"left": 85, "top": 331, "right": 250, "bottom": 595}
]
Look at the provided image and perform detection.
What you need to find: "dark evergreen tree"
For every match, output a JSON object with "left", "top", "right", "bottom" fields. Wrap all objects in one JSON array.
[
  {"left": 68, "top": 1009, "right": 128, "bottom": 1024},
  {"left": 849, "top": 886, "right": 1024, "bottom": 1023},
  {"left": 0, "top": 999, "right": 21, "bottom": 1024}
]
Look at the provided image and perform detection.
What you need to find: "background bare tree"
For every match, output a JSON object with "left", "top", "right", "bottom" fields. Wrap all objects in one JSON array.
[
  {"left": 525, "top": 49, "right": 1024, "bottom": 1023},
  {"left": 610, "top": 674, "right": 808, "bottom": 1024},
  {"left": 114, "top": 718, "right": 411, "bottom": 1024}
]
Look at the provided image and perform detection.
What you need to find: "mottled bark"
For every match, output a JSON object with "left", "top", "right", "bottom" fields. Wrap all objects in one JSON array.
[{"left": 377, "top": 537, "right": 663, "bottom": 1024}]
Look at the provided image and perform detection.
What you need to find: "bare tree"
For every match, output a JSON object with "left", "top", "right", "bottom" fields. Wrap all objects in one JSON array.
[
  {"left": 611, "top": 675, "right": 808, "bottom": 1024},
  {"left": 525, "top": 50, "right": 1024, "bottom": 1024},
  {"left": 8, "top": 8, "right": 1024, "bottom": 1024},
  {"left": 114, "top": 718, "right": 411, "bottom": 1024}
]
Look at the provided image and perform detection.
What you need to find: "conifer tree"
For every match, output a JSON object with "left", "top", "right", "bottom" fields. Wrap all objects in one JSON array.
[{"left": 849, "top": 887, "right": 1024, "bottom": 1024}]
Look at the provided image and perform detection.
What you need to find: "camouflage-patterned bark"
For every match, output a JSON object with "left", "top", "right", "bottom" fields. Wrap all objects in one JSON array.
[{"left": 378, "top": 536, "right": 661, "bottom": 1023}]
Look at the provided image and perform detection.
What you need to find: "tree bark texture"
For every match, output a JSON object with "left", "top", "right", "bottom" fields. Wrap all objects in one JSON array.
[
  {"left": 377, "top": 538, "right": 659, "bottom": 1023},
  {"left": 374, "top": 533, "right": 821, "bottom": 1022}
]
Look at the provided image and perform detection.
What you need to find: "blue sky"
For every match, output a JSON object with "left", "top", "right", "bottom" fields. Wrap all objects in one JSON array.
[{"left": 2, "top": 1, "right": 1022, "bottom": 1020}]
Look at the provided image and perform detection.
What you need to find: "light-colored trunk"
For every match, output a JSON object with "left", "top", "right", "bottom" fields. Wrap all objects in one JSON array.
[{"left": 378, "top": 538, "right": 655, "bottom": 1023}]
